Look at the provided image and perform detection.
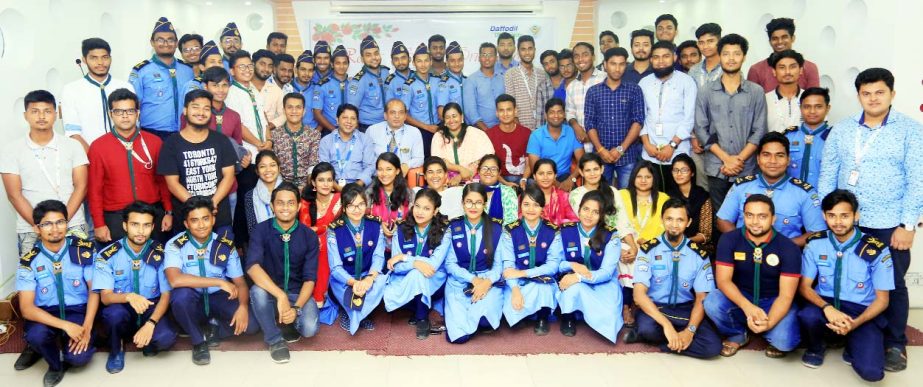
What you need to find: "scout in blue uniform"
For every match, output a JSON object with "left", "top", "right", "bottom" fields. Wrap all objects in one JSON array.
[
  {"left": 311, "top": 40, "right": 332, "bottom": 85},
  {"left": 705, "top": 194, "right": 802, "bottom": 357},
  {"left": 783, "top": 87, "right": 833, "bottom": 187},
  {"left": 313, "top": 45, "right": 350, "bottom": 132},
  {"left": 442, "top": 183, "right": 505, "bottom": 343},
  {"left": 219, "top": 22, "right": 242, "bottom": 76},
  {"left": 437, "top": 41, "right": 466, "bottom": 115},
  {"left": 94, "top": 202, "right": 176, "bottom": 373},
  {"left": 798, "top": 190, "right": 894, "bottom": 381},
  {"left": 347, "top": 35, "right": 391, "bottom": 131},
  {"left": 16, "top": 200, "right": 97, "bottom": 387},
  {"left": 164, "top": 196, "right": 258, "bottom": 366},
  {"left": 499, "top": 184, "right": 561, "bottom": 335},
  {"left": 182, "top": 40, "right": 222, "bottom": 97},
  {"left": 404, "top": 43, "right": 441, "bottom": 157},
  {"left": 384, "top": 41, "right": 412, "bottom": 103},
  {"left": 292, "top": 50, "right": 319, "bottom": 129},
  {"left": 130, "top": 17, "right": 194, "bottom": 139},
  {"left": 384, "top": 188, "right": 450, "bottom": 339},
  {"left": 246, "top": 183, "right": 321, "bottom": 363},
  {"left": 632, "top": 199, "right": 722, "bottom": 358},
  {"left": 716, "top": 132, "right": 826, "bottom": 246},
  {"left": 556, "top": 191, "right": 623, "bottom": 342},
  {"left": 327, "top": 184, "right": 388, "bottom": 334}
]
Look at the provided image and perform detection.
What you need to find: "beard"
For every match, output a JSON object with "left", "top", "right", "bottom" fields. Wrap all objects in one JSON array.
[
  {"left": 653, "top": 65, "right": 675, "bottom": 78},
  {"left": 722, "top": 66, "right": 741, "bottom": 75},
  {"left": 747, "top": 227, "right": 771, "bottom": 239},
  {"left": 666, "top": 231, "right": 684, "bottom": 243},
  {"left": 255, "top": 70, "right": 271, "bottom": 81},
  {"left": 546, "top": 68, "right": 560, "bottom": 77}
]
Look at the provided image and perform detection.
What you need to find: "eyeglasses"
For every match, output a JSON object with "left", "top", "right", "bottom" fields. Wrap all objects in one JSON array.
[
  {"left": 463, "top": 200, "right": 485, "bottom": 209},
  {"left": 346, "top": 202, "right": 367, "bottom": 212},
  {"left": 479, "top": 166, "right": 499, "bottom": 174},
  {"left": 37, "top": 219, "right": 68, "bottom": 230},
  {"left": 672, "top": 168, "right": 691, "bottom": 175},
  {"left": 153, "top": 38, "right": 177, "bottom": 45},
  {"left": 182, "top": 46, "right": 202, "bottom": 53},
  {"left": 236, "top": 64, "right": 255, "bottom": 71},
  {"left": 222, "top": 37, "right": 242, "bottom": 45},
  {"left": 110, "top": 108, "right": 138, "bottom": 116}
]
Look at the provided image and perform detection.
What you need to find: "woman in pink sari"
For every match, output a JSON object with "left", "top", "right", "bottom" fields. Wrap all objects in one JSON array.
[
  {"left": 532, "top": 158, "right": 578, "bottom": 226},
  {"left": 365, "top": 152, "right": 413, "bottom": 245}
]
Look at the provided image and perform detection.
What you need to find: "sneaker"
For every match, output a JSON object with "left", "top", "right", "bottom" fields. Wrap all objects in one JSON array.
[
  {"left": 106, "top": 351, "right": 125, "bottom": 374},
  {"left": 884, "top": 347, "right": 906, "bottom": 372},
  {"left": 269, "top": 341, "right": 291, "bottom": 364},
  {"left": 14, "top": 346, "right": 42, "bottom": 371},
  {"left": 192, "top": 342, "right": 211, "bottom": 365},
  {"left": 338, "top": 313, "right": 351, "bottom": 332},
  {"left": 801, "top": 350, "right": 825, "bottom": 369},
  {"left": 360, "top": 318, "right": 375, "bottom": 331},
  {"left": 43, "top": 367, "right": 66, "bottom": 387},
  {"left": 281, "top": 324, "right": 301, "bottom": 343}
]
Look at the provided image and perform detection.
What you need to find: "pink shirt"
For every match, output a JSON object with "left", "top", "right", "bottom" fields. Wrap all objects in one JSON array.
[{"left": 746, "top": 58, "right": 820, "bottom": 93}]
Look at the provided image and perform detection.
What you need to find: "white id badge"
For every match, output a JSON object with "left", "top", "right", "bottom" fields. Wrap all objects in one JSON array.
[
  {"left": 655, "top": 123, "right": 664, "bottom": 136},
  {"left": 338, "top": 179, "right": 347, "bottom": 187},
  {"left": 847, "top": 170, "right": 859, "bottom": 186}
]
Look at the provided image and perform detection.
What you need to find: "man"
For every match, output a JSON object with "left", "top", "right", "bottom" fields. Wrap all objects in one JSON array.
[
  {"left": 1, "top": 90, "right": 89, "bottom": 255},
  {"left": 486, "top": 94, "right": 530, "bottom": 186},
  {"left": 428, "top": 34, "right": 448, "bottom": 76},
  {"left": 747, "top": 18, "right": 820, "bottom": 92},
  {"left": 266, "top": 32, "right": 287, "bottom": 55},
  {"left": 437, "top": 41, "right": 466, "bottom": 114},
  {"left": 783, "top": 87, "right": 832, "bottom": 187},
  {"left": 798, "top": 190, "right": 893, "bottom": 381},
  {"left": 366, "top": 99, "right": 424, "bottom": 175},
  {"left": 595, "top": 30, "right": 619, "bottom": 71},
  {"left": 291, "top": 50, "right": 314, "bottom": 95},
  {"left": 181, "top": 40, "right": 222, "bottom": 97},
  {"left": 179, "top": 34, "right": 204, "bottom": 75},
  {"left": 310, "top": 40, "right": 332, "bottom": 85},
  {"left": 269, "top": 53, "right": 295, "bottom": 95},
  {"left": 525, "top": 98, "right": 584, "bottom": 186},
  {"left": 287, "top": 51, "right": 319, "bottom": 131},
  {"left": 638, "top": 41, "right": 697, "bottom": 193},
  {"left": 247, "top": 182, "right": 321, "bottom": 362},
  {"left": 94, "top": 201, "right": 177, "bottom": 373},
  {"left": 677, "top": 40, "right": 701, "bottom": 73},
  {"left": 313, "top": 45, "right": 350, "bottom": 132},
  {"left": 554, "top": 49, "right": 576, "bottom": 102},
  {"left": 716, "top": 132, "right": 826, "bottom": 247},
  {"left": 503, "top": 35, "right": 540, "bottom": 130},
  {"left": 200, "top": 67, "right": 246, "bottom": 146},
  {"left": 655, "top": 14, "right": 679, "bottom": 43},
  {"left": 226, "top": 50, "right": 271, "bottom": 170},
  {"left": 157, "top": 90, "right": 238, "bottom": 230},
  {"left": 631, "top": 198, "right": 721, "bottom": 358},
  {"left": 61, "top": 38, "right": 134, "bottom": 152},
  {"left": 565, "top": 42, "right": 606, "bottom": 148},
  {"left": 347, "top": 35, "right": 391, "bottom": 132},
  {"left": 494, "top": 32, "right": 519, "bottom": 75},
  {"left": 130, "top": 17, "right": 195, "bottom": 139},
  {"left": 271, "top": 93, "right": 321, "bottom": 188},
  {"left": 165, "top": 196, "right": 257, "bottom": 365},
  {"left": 584, "top": 47, "right": 645, "bottom": 189},
  {"left": 251, "top": 49, "right": 286, "bottom": 131},
  {"left": 219, "top": 22, "right": 243, "bottom": 73},
  {"left": 318, "top": 105, "right": 377, "bottom": 186},
  {"left": 694, "top": 34, "right": 767, "bottom": 207},
  {"left": 463, "top": 42, "right": 505, "bottom": 130},
  {"left": 88, "top": 88, "right": 172, "bottom": 245},
  {"left": 765, "top": 50, "right": 805, "bottom": 133},
  {"left": 818, "top": 68, "right": 923, "bottom": 372},
  {"left": 16, "top": 200, "right": 98, "bottom": 386},
  {"left": 534, "top": 49, "right": 560, "bottom": 127},
  {"left": 704, "top": 194, "right": 801, "bottom": 358},
  {"left": 384, "top": 41, "right": 412, "bottom": 104},
  {"left": 688, "top": 23, "right": 723, "bottom": 88},
  {"left": 623, "top": 29, "right": 654, "bottom": 84},
  {"left": 403, "top": 43, "right": 440, "bottom": 155}
]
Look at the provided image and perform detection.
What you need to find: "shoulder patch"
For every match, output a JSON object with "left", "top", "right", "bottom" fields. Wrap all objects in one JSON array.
[
  {"left": 317, "top": 76, "right": 331, "bottom": 86},
  {"left": 734, "top": 175, "right": 756, "bottom": 185},
  {"left": 806, "top": 231, "right": 827, "bottom": 243},
  {"left": 560, "top": 222, "right": 577, "bottom": 228},
  {"left": 639, "top": 238, "right": 660, "bottom": 253},
  {"left": 328, "top": 218, "right": 346, "bottom": 230},
  {"left": 783, "top": 126, "right": 799, "bottom": 133},
  {"left": 440, "top": 73, "right": 449, "bottom": 82},
  {"left": 364, "top": 214, "right": 382, "bottom": 224},
  {"left": 70, "top": 237, "right": 95, "bottom": 266},
  {"left": 788, "top": 177, "right": 814, "bottom": 192},
  {"left": 352, "top": 68, "right": 366, "bottom": 81},
  {"left": 505, "top": 219, "right": 521, "bottom": 232},
  {"left": 385, "top": 73, "right": 395, "bottom": 84},
  {"left": 133, "top": 60, "right": 151, "bottom": 71},
  {"left": 101, "top": 242, "right": 122, "bottom": 260},
  {"left": 688, "top": 242, "right": 709, "bottom": 259},
  {"left": 490, "top": 217, "right": 503, "bottom": 225},
  {"left": 856, "top": 234, "right": 886, "bottom": 261},
  {"left": 19, "top": 247, "right": 40, "bottom": 268},
  {"left": 177, "top": 59, "right": 192, "bottom": 68},
  {"left": 604, "top": 224, "right": 617, "bottom": 233},
  {"left": 173, "top": 232, "right": 190, "bottom": 248},
  {"left": 448, "top": 216, "right": 465, "bottom": 224},
  {"left": 542, "top": 219, "right": 559, "bottom": 231},
  {"left": 193, "top": 76, "right": 203, "bottom": 83}
]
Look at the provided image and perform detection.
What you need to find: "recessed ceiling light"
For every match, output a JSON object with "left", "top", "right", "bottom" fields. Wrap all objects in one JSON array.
[{"left": 245, "top": 1, "right": 252, "bottom": 5}]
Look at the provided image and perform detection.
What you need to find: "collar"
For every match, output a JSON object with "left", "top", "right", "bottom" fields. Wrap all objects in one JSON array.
[
  {"left": 756, "top": 173, "right": 788, "bottom": 190},
  {"left": 773, "top": 86, "right": 802, "bottom": 100},
  {"left": 712, "top": 76, "right": 746, "bottom": 94},
  {"left": 857, "top": 107, "right": 894, "bottom": 129},
  {"left": 26, "top": 131, "right": 59, "bottom": 150}
]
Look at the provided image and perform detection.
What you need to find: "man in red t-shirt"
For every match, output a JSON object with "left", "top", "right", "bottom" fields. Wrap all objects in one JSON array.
[{"left": 485, "top": 94, "right": 531, "bottom": 187}]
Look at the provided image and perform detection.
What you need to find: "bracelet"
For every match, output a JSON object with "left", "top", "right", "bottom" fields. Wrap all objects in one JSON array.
[{"left": 821, "top": 303, "right": 832, "bottom": 311}]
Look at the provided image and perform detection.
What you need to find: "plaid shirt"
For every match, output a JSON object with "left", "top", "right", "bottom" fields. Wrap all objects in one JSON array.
[
  {"left": 565, "top": 70, "right": 606, "bottom": 127},
  {"left": 503, "top": 65, "right": 540, "bottom": 129},
  {"left": 583, "top": 81, "right": 646, "bottom": 166},
  {"left": 534, "top": 72, "right": 555, "bottom": 127}
]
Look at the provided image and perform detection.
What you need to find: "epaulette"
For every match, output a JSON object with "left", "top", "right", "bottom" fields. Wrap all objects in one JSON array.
[
  {"left": 100, "top": 241, "right": 123, "bottom": 260},
  {"left": 172, "top": 232, "right": 190, "bottom": 248},
  {"left": 145, "top": 242, "right": 165, "bottom": 267},
  {"left": 328, "top": 218, "right": 346, "bottom": 229},
  {"left": 177, "top": 59, "right": 192, "bottom": 68},
  {"left": 449, "top": 216, "right": 465, "bottom": 224},
  {"left": 604, "top": 224, "right": 617, "bottom": 233},
  {"left": 734, "top": 175, "right": 756, "bottom": 185},
  {"left": 688, "top": 242, "right": 709, "bottom": 259},
  {"left": 394, "top": 217, "right": 407, "bottom": 226},
  {"left": 490, "top": 217, "right": 503, "bottom": 225},
  {"left": 364, "top": 214, "right": 382, "bottom": 223},
  {"left": 639, "top": 238, "right": 660, "bottom": 253},
  {"left": 70, "top": 237, "right": 95, "bottom": 266},
  {"left": 504, "top": 219, "right": 521, "bottom": 232},
  {"left": 561, "top": 222, "right": 577, "bottom": 228},
  {"left": 385, "top": 74, "right": 396, "bottom": 84},
  {"left": 352, "top": 68, "right": 366, "bottom": 81},
  {"left": 404, "top": 76, "right": 416, "bottom": 86},
  {"left": 856, "top": 234, "right": 886, "bottom": 262},
  {"left": 783, "top": 125, "right": 799, "bottom": 134},
  {"left": 19, "top": 247, "right": 40, "bottom": 269},
  {"left": 543, "top": 219, "right": 559, "bottom": 231},
  {"left": 440, "top": 73, "right": 449, "bottom": 82},
  {"left": 193, "top": 76, "right": 203, "bottom": 83},
  {"left": 380, "top": 65, "right": 390, "bottom": 71},
  {"left": 211, "top": 229, "right": 235, "bottom": 266},
  {"left": 805, "top": 231, "right": 827, "bottom": 243},
  {"left": 133, "top": 59, "right": 151, "bottom": 71},
  {"left": 317, "top": 76, "right": 331, "bottom": 86},
  {"left": 788, "top": 177, "right": 814, "bottom": 192}
]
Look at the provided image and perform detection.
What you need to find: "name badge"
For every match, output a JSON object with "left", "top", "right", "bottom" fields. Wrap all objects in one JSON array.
[
  {"left": 517, "top": 252, "right": 530, "bottom": 258},
  {"left": 402, "top": 244, "right": 415, "bottom": 249},
  {"left": 343, "top": 250, "right": 356, "bottom": 257},
  {"left": 653, "top": 265, "right": 666, "bottom": 271},
  {"left": 184, "top": 261, "right": 199, "bottom": 268},
  {"left": 566, "top": 247, "right": 579, "bottom": 252},
  {"left": 452, "top": 234, "right": 464, "bottom": 240}
]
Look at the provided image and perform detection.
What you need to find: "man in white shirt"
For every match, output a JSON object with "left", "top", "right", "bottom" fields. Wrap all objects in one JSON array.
[
  {"left": 61, "top": 38, "right": 134, "bottom": 152},
  {"left": 565, "top": 42, "right": 606, "bottom": 151},
  {"left": 366, "top": 99, "right": 424, "bottom": 175},
  {"left": 251, "top": 49, "right": 286, "bottom": 131},
  {"left": 765, "top": 50, "right": 804, "bottom": 133},
  {"left": 225, "top": 50, "right": 271, "bottom": 157}
]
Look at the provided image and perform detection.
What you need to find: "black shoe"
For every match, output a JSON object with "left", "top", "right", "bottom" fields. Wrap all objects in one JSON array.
[
  {"left": 14, "top": 346, "right": 42, "bottom": 371},
  {"left": 534, "top": 318, "right": 550, "bottom": 336},
  {"left": 885, "top": 347, "right": 907, "bottom": 372},
  {"left": 141, "top": 346, "right": 159, "bottom": 357},
  {"left": 622, "top": 324, "right": 640, "bottom": 344},
  {"left": 408, "top": 317, "right": 418, "bottom": 326},
  {"left": 205, "top": 325, "right": 221, "bottom": 348},
  {"left": 415, "top": 319, "right": 431, "bottom": 340},
  {"left": 560, "top": 318, "right": 577, "bottom": 337},
  {"left": 269, "top": 341, "right": 291, "bottom": 364},
  {"left": 192, "top": 343, "right": 211, "bottom": 365},
  {"left": 281, "top": 324, "right": 301, "bottom": 343},
  {"left": 43, "top": 367, "right": 66, "bottom": 387}
]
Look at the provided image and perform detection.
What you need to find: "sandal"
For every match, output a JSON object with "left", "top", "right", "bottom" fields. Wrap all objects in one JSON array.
[
  {"left": 720, "top": 335, "right": 750, "bottom": 357},
  {"left": 765, "top": 345, "right": 787, "bottom": 358}
]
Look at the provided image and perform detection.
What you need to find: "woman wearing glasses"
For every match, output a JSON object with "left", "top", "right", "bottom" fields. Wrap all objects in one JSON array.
[
  {"left": 476, "top": 155, "right": 518, "bottom": 226},
  {"left": 665, "top": 154, "right": 715, "bottom": 256}
]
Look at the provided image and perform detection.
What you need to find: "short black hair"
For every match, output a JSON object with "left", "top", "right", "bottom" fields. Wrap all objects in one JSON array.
[
  {"left": 695, "top": 23, "right": 722, "bottom": 39},
  {"left": 718, "top": 33, "right": 749, "bottom": 55},
  {"left": 497, "top": 32, "right": 514, "bottom": 44},
  {"left": 252, "top": 49, "right": 275, "bottom": 63},
  {"left": 677, "top": 40, "right": 700, "bottom": 54},
  {"left": 479, "top": 42, "right": 497, "bottom": 53},
  {"left": 516, "top": 35, "right": 534, "bottom": 48},
  {"left": 744, "top": 193, "right": 775, "bottom": 215},
  {"left": 184, "top": 89, "right": 213, "bottom": 108},
  {"left": 24, "top": 90, "right": 56, "bottom": 110},
  {"left": 183, "top": 196, "right": 215, "bottom": 220},
  {"left": 108, "top": 88, "right": 139, "bottom": 110},
  {"left": 821, "top": 189, "right": 859, "bottom": 213},
  {"left": 539, "top": 49, "right": 557, "bottom": 63},
  {"left": 33, "top": 200, "right": 68, "bottom": 225},
  {"left": 81, "top": 37, "right": 111, "bottom": 57},
  {"left": 495, "top": 93, "right": 516, "bottom": 108},
  {"left": 651, "top": 40, "right": 677, "bottom": 54},
  {"left": 573, "top": 41, "right": 595, "bottom": 55},
  {"left": 283, "top": 92, "right": 306, "bottom": 106},
  {"left": 557, "top": 48, "right": 573, "bottom": 61},
  {"left": 271, "top": 181, "right": 301, "bottom": 203},
  {"left": 768, "top": 49, "right": 804, "bottom": 68},
  {"left": 604, "top": 47, "right": 630, "bottom": 62},
  {"left": 758, "top": 131, "right": 790, "bottom": 156},
  {"left": 122, "top": 201, "right": 157, "bottom": 222},
  {"left": 274, "top": 53, "right": 295, "bottom": 66},
  {"left": 765, "top": 17, "right": 796, "bottom": 39},
  {"left": 661, "top": 197, "right": 690, "bottom": 218},
  {"left": 854, "top": 67, "right": 894, "bottom": 92},
  {"left": 266, "top": 32, "right": 288, "bottom": 45},
  {"left": 655, "top": 14, "right": 678, "bottom": 29},
  {"left": 179, "top": 33, "right": 204, "bottom": 48},
  {"left": 202, "top": 66, "right": 230, "bottom": 85},
  {"left": 599, "top": 30, "right": 619, "bottom": 44},
  {"left": 800, "top": 87, "right": 831, "bottom": 104},
  {"left": 229, "top": 50, "right": 252, "bottom": 68},
  {"left": 544, "top": 97, "right": 565, "bottom": 113},
  {"left": 337, "top": 103, "right": 359, "bottom": 118},
  {"left": 630, "top": 29, "right": 655, "bottom": 45},
  {"left": 428, "top": 34, "right": 446, "bottom": 46}
]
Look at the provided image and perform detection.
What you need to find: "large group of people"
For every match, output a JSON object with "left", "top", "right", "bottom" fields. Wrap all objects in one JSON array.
[{"left": 2, "top": 13, "right": 920, "bottom": 387}]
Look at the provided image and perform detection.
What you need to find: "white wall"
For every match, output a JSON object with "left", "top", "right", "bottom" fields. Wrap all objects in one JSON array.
[{"left": 0, "top": 0, "right": 275, "bottom": 294}]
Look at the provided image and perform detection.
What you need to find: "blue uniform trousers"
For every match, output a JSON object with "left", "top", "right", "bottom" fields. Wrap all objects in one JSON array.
[
  {"left": 24, "top": 305, "right": 96, "bottom": 371},
  {"left": 861, "top": 226, "right": 909, "bottom": 352},
  {"left": 636, "top": 301, "right": 722, "bottom": 358},
  {"left": 100, "top": 299, "right": 177, "bottom": 353},
  {"left": 169, "top": 287, "right": 259, "bottom": 345},
  {"left": 798, "top": 297, "right": 887, "bottom": 382}
]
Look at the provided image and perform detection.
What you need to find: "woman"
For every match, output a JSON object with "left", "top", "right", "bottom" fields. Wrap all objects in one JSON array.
[
  {"left": 326, "top": 183, "right": 387, "bottom": 334},
  {"left": 384, "top": 188, "right": 450, "bottom": 339},
  {"left": 271, "top": 109, "right": 321, "bottom": 189},
  {"left": 442, "top": 183, "right": 504, "bottom": 343},
  {"left": 619, "top": 161, "right": 671, "bottom": 245},
  {"left": 299, "top": 162, "right": 341, "bottom": 326},
  {"left": 366, "top": 152, "right": 413, "bottom": 245},
  {"left": 244, "top": 150, "right": 283, "bottom": 233},
  {"left": 500, "top": 183, "right": 561, "bottom": 335},
  {"left": 666, "top": 154, "right": 716, "bottom": 256},
  {"left": 416, "top": 156, "right": 464, "bottom": 219},
  {"left": 569, "top": 153, "right": 639, "bottom": 256},
  {"left": 556, "top": 191, "right": 623, "bottom": 343},
  {"left": 430, "top": 103, "right": 493, "bottom": 185},
  {"left": 532, "top": 158, "right": 578, "bottom": 226},
  {"left": 477, "top": 154, "right": 518, "bottom": 226}
]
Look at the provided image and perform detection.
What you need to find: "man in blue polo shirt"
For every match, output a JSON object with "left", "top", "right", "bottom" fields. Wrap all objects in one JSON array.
[
  {"left": 463, "top": 42, "right": 505, "bottom": 130},
  {"left": 525, "top": 98, "right": 584, "bottom": 187}
]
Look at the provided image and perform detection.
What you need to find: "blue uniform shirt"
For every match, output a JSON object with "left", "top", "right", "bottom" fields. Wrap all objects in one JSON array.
[
  {"left": 295, "top": 82, "right": 319, "bottom": 129},
  {"left": 784, "top": 123, "right": 831, "bottom": 187},
  {"left": 129, "top": 56, "right": 195, "bottom": 132},
  {"left": 182, "top": 76, "right": 204, "bottom": 98},
  {"left": 313, "top": 74, "right": 350, "bottom": 127},
  {"left": 462, "top": 69, "right": 505, "bottom": 127},
  {"left": 384, "top": 71, "right": 412, "bottom": 103},
  {"left": 498, "top": 219, "right": 562, "bottom": 288},
  {"left": 291, "top": 79, "right": 312, "bottom": 95},
  {"left": 634, "top": 235, "right": 714, "bottom": 305},
  {"left": 16, "top": 238, "right": 95, "bottom": 308},
  {"left": 327, "top": 216, "right": 386, "bottom": 284},
  {"left": 311, "top": 69, "right": 332, "bottom": 86},
  {"left": 347, "top": 65, "right": 391, "bottom": 126},
  {"left": 557, "top": 224, "right": 622, "bottom": 284},
  {"left": 443, "top": 217, "right": 504, "bottom": 284},
  {"left": 801, "top": 230, "right": 895, "bottom": 307},
  {"left": 92, "top": 239, "right": 170, "bottom": 299},
  {"left": 163, "top": 231, "right": 243, "bottom": 294},
  {"left": 404, "top": 72, "right": 441, "bottom": 125},
  {"left": 717, "top": 174, "right": 826, "bottom": 239},
  {"left": 494, "top": 59, "right": 519, "bottom": 76},
  {"left": 437, "top": 71, "right": 466, "bottom": 110}
]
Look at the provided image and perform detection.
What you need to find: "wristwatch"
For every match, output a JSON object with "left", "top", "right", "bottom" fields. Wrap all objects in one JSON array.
[
  {"left": 687, "top": 324, "right": 697, "bottom": 333},
  {"left": 669, "top": 141, "right": 678, "bottom": 149},
  {"left": 615, "top": 145, "right": 625, "bottom": 155},
  {"left": 165, "top": 210, "right": 173, "bottom": 216}
]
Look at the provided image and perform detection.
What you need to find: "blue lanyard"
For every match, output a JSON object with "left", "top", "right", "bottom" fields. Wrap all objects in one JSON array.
[{"left": 334, "top": 135, "right": 356, "bottom": 173}]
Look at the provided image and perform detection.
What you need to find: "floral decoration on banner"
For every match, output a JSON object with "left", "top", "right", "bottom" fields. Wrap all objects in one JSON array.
[{"left": 312, "top": 23, "right": 400, "bottom": 44}]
